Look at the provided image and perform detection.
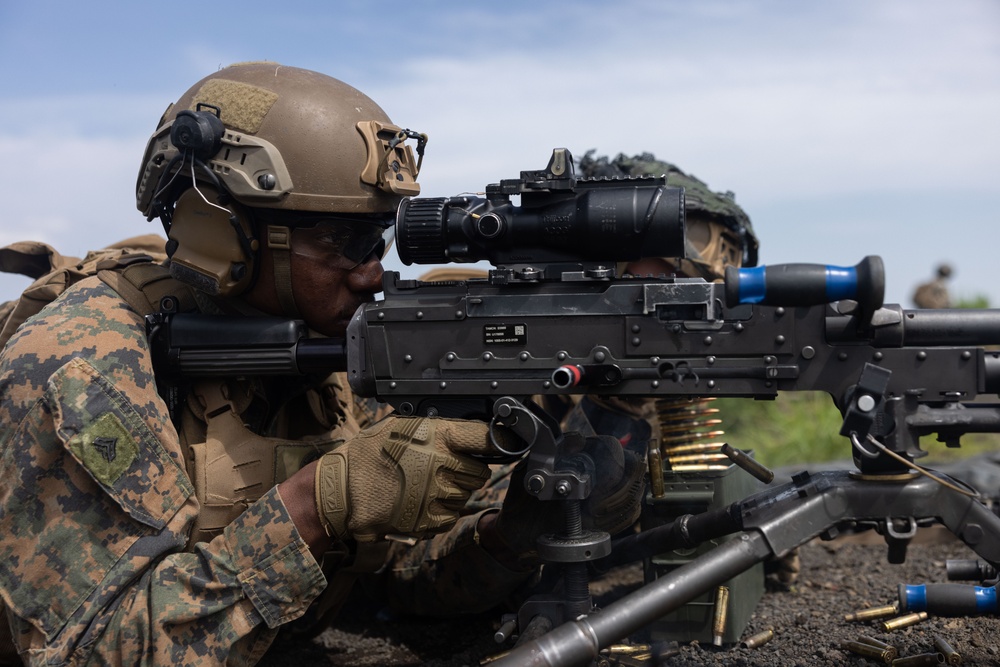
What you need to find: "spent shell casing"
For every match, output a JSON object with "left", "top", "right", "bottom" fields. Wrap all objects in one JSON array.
[
  {"left": 720, "top": 443, "right": 775, "bottom": 484},
  {"left": 661, "top": 442, "right": 724, "bottom": 454},
  {"left": 604, "top": 644, "right": 649, "bottom": 655},
  {"left": 843, "top": 640, "right": 895, "bottom": 663},
  {"left": 671, "top": 464, "right": 731, "bottom": 472},
  {"left": 933, "top": 635, "right": 962, "bottom": 665},
  {"left": 857, "top": 635, "right": 899, "bottom": 661},
  {"left": 890, "top": 653, "right": 946, "bottom": 667},
  {"left": 882, "top": 611, "right": 929, "bottom": 632},
  {"left": 647, "top": 447, "right": 665, "bottom": 498},
  {"left": 712, "top": 586, "right": 730, "bottom": 646},
  {"left": 845, "top": 603, "right": 899, "bottom": 622},
  {"left": 740, "top": 629, "right": 775, "bottom": 649},
  {"left": 667, "top": 452, "right": 730, "bottom": 464}
]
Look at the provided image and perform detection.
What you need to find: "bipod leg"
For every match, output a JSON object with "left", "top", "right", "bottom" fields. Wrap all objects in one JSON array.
[
  {"left": 490, "top": 467, "right": 1000, "bottom": 666},
  {"left": 740, "top": 470, "right": 1000, "bottom": 569},
  {"left": 488, "top": 531, "right": 774, "bottom": 667}
]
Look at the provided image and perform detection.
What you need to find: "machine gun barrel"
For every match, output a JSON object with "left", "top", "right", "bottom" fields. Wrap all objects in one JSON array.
[{"left": 892, "top": 308, "right": 1000, "bottom": 347}]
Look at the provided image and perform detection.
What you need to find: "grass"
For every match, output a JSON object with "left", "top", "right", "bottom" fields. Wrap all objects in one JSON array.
[{"left": 713, "top": 393, "right": 1000, "bottom": 469}]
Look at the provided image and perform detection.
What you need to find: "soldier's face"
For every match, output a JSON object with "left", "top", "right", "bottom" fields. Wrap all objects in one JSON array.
[
  {"left": 244, "top": 229, "right": 384, "bottom": 338},
  {"left": 290, "top": 247, "right": 384, "bottom": 337}
]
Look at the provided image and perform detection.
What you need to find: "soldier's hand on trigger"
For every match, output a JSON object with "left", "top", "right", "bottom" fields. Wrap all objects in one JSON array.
[{"left": 314, "top": 416, "right": 498, "bottom": 543}]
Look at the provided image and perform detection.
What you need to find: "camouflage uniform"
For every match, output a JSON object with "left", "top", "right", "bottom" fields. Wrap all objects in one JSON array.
[{"left": 0, "top": 276, "right": 534, "bottom": 665}]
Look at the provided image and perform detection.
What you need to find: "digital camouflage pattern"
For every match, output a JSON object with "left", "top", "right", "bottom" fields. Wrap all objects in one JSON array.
[
  {"left": 0, "top": 274, "right": 542, "bottom": 665},
  {"left": 0, "top": 277, "right": 326, "bottom": 665}
]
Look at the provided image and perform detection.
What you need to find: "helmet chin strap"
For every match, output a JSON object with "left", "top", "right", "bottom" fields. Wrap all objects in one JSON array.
[{"left": 265, "top": 224, "right": 302, "bottom": 318}]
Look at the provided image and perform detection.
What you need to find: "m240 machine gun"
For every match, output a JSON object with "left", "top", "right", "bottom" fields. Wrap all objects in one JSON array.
[{"left": 148, "top": 150, "right": 1000, "bottom": 667}]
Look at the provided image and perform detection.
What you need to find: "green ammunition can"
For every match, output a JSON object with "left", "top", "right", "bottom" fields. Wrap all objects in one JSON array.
[{"left": 642, "top": 457, "right": 763, "bottom": 645}]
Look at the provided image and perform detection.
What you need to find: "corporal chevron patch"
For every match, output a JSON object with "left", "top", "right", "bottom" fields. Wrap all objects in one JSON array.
[{"left": 69, "top": 412, "right": 138, "bottom": 485}]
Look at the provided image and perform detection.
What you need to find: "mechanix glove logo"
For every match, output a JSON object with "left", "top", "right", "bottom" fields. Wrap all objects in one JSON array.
[{"left": 68, "top": 412, "right": 139, "bottom": 486}]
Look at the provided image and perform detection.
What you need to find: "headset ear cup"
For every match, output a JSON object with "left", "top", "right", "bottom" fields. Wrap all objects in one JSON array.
[
  {"left": 167, "top": 187, "right": 257, "bottom": 297},
  {"left": 171, "top": 109, "right": 224, "bottom": 161}
]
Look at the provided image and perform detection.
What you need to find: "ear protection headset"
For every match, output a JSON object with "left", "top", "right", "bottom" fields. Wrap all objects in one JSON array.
[
  {"left": 161, "top": 105, "right": 261, "bottom": 298},
  {"left": 171, "top": 107, "right": 224, "bottom": 161}
]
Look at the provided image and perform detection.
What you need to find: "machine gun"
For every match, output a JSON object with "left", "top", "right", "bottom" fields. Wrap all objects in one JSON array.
[{"left": 148, "top": 150, "right": 1000, "bottom": 666}]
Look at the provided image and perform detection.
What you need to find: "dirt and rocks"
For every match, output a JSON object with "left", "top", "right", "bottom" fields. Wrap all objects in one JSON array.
[
  {"left": 259, "top": 456, "right": 1000, "bottom": 666},
  {"left": 260, "top": 528, "right": 1000, "bottom": 666}
]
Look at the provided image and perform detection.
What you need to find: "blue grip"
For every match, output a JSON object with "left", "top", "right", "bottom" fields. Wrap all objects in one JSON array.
[
  {"left": 724, "top": 256, "right": 884, "bottom": 310},
  {"left": 734, "top": 266, "right": 767, "bottom": 304},
  {"left": 901, "top": 583, "right": 928, "bottom": 612},
  {"left": 900, "top": 583, "right": 998, "bottom": 615},
  {"left": 824, "top": 266, "right": 858, "bottom": 302}
]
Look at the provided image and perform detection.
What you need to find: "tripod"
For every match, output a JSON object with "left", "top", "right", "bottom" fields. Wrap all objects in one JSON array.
[{"left": 488, "top": 389, "right": 1000, "bottom": 667}]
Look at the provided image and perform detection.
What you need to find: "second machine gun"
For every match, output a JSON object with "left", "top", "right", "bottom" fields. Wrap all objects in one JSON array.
[{"left": 148, "top": 150, "right": 1000, "bottom": 666}]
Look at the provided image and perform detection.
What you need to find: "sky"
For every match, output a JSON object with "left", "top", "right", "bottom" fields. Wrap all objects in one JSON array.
[{"left": 0, "top": 0, "right": 997, "bottom": 308}]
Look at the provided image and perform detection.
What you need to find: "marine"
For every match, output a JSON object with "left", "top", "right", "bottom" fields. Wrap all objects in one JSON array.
[{"left": 0, "top": 62, "right": 642, "bottom": 666}]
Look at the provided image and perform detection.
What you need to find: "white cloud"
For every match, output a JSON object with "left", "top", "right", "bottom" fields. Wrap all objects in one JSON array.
[
  {"left": 0, "top": 131, "right": 162, "bottom": 299},
  {"left": 359, "top": 0, "right": 1000, "bottom": 202},
  {"left": 0, "top": 0, "right": 997, "bottom": 308}
]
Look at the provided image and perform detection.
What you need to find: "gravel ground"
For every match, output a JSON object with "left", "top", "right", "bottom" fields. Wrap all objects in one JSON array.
[
  {"left": 258, "top": 456, "right": 1000, "bottom": 666},
  {"left": 260, "top": 527, "right": 1000, "bottom": 666}
]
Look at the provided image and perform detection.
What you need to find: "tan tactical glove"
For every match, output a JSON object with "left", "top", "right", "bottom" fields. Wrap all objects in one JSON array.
[{"left": 315, "top": 416, "right": 494, "bottom": 543}]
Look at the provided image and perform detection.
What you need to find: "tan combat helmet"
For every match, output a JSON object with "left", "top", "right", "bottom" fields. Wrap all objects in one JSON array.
[
  {"left": 578, "top": 151, "right": 758, "bottom": 281},
  {"left": 136, "top": 61, "right": 427, "bottom": 306}
]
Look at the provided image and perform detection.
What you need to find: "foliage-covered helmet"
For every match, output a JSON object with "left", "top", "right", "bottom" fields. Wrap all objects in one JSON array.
[{"left": 578, "top": 151, "right": 759, "bottom": 278}]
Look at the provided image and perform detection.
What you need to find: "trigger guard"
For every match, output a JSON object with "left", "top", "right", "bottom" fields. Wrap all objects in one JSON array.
[{"left": 489, "top": 413, "right": 533, "bottom": 457}]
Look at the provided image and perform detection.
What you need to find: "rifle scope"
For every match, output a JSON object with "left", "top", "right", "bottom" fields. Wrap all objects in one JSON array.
[{"left": 394, "top": 149, "right": 686, "bottom": 267}]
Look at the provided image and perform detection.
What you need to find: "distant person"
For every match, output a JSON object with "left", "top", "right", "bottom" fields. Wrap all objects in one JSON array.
[{"left": 913, "top": 263, "right": 953, "bottom": 309}]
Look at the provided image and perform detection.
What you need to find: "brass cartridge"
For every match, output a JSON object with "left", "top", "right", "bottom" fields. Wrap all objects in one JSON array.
[
  {"left": 660, "top": 442, "right": 727, "bottom": 455},
  {"left": 933, "top": 635, "right": 962, "bottom": 665},
  {"left": 720, "top": 443, "right": 775, "bottom": 484},
  {"left": 671, "top": 464, "right": 731, "bottom": 472},
  {"left": 667, "top": 452, "right": 730, "bottom": 465},
  {"left": 844, "top": 603, "right": 899, "bottom": 622},
  {"left": 843, "top": 640, "right": 895, "bottom": 664},
  {"left": 740, "top": 628, "right": 775, "bottom": 649},
  {"left": 712, "top": 586, "right": 729, "bottom": 647},
  {"left": 647, "top": 447, "right": 665, "bottom": 498},
  {"left": 882, "top": 611, "right": 929, "bottom": 632},
  {"left": 857, "top": 635, "right": 899, "bottom": 661},
  {"left": 603, "top": 644, "right": 649, "bottom": 655}
]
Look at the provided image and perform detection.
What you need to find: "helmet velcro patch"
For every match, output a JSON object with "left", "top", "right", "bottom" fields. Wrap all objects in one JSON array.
[{"left": 193, "top": 79, "right": 278, "bottom": 135}]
